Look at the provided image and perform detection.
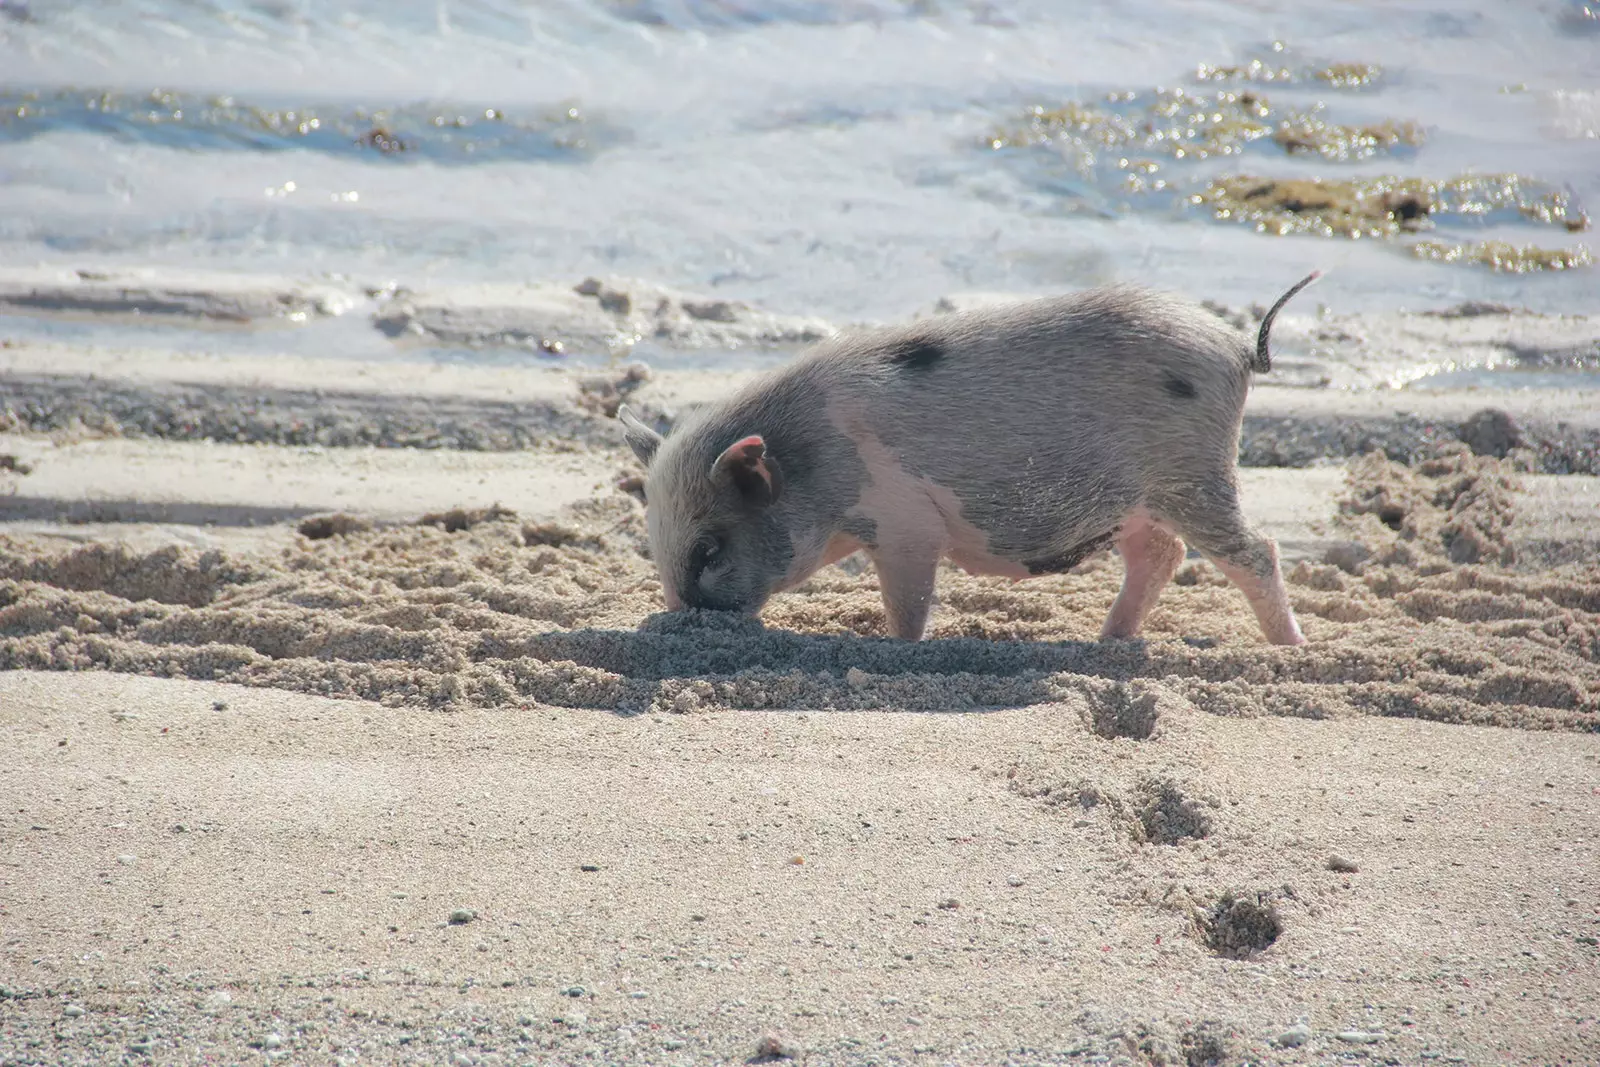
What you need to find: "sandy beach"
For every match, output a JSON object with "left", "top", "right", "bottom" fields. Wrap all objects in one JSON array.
[
  {"left": 2, "top": 283, "right": 1599, "bottom": 1065},
  {"left": 4, "top": 0, "right": 1600, "bottom": 1059}
]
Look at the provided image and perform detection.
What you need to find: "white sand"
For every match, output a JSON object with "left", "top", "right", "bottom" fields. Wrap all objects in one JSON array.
[
  {"left": 1, "top": 669, "right": 1595, "bottom": 1064},
  {"left": 0, "top": 433, "right": 614, "bottom": 526}
]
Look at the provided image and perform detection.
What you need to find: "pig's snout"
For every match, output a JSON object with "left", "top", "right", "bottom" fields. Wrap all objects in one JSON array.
[{"left": 657, "top": 572, "right": 770, "bottom": 616}]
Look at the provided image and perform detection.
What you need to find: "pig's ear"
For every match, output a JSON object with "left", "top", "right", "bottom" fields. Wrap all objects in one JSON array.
[
  {"left": 711, "top": 434, "right": 783, "bottom": 506},
  {"left": 617, "top": 406, "right": 664, "bottom": 467}
]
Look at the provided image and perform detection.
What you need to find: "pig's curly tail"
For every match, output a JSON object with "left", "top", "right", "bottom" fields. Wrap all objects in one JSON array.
[{"left": 1253, "top": 270, "right": 1322, "bottom": 374}]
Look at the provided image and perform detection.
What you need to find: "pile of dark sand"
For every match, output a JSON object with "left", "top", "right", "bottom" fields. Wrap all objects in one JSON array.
[{"left": 1, "top": 449, "right": 1595, "bottom": 729}]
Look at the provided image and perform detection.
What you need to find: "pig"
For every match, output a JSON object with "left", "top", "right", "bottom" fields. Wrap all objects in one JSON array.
[{"left": 616, "top": 272, "right": 1320, "bottom": 645}]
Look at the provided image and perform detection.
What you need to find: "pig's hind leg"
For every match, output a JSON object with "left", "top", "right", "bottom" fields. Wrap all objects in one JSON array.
[
  {"left": 1155, "top": 482, "right": 1305, "bottom": 646},
  {"left": 1100, "top": 514, "right": 1186, "bottom": 640}
]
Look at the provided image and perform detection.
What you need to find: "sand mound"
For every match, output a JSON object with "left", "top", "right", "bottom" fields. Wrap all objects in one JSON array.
[{"left": 1, "top": 451, "right": 1595, "bottom": 729}]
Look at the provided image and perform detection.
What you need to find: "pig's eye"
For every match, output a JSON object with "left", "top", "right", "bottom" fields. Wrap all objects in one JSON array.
[{"left": 690, "top": 535, "right": 729, "bottom": 582}]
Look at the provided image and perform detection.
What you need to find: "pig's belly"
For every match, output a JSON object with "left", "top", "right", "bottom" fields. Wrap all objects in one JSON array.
[
  {"left": 945, "top": 540, "right": 1032, "bottom": 579},
  {"left": 919, "top": 458, "right": 1143, "bottom": 566},
  {"left": 945, "top": 526, "right": 1120, "bottom": 578},
  {"left": 933, "top": 482, "right": 1125, "bottom": 579}
]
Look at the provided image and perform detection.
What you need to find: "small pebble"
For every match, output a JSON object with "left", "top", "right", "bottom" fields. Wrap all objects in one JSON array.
[
  {"left": 754, "top": 1032, "right": 800, "bottom": 1059},
  {"left": 579, "top": 863, "right": 601, "bottom": 872},
  {"left": 630, "top": 991, "right": 649, "bottom": 999},
  {"left": 1006, "top": 875, "right": 1025, "bottom": 887},
  {"left": 1335, "top": 1030, "right": 1384, "bottom": 1044},
  {"left": 212, "top": 701, "right": 228, "bottom": 711},
  {"left": 788, "top": 855, "right": 804, "bottom": 866},
  {"left": 117, "top": 854, "right": 137, "bottom": 866},
  {"left": 1327, "top": 854, "right": 1360, "bottom": 873},
  {"left": 662, "top": 1038, "right": 687, "bottom": 1050},
  {"left": 263, "top": 1033, "right": 284, "bottom": 1049},
  {"left": 452, "top": 1052, "right": 474, "bottom": 1067},
  {"left": 447, "top": 908, "right": 476, "bottom": 925},
  {"left": 690, "top": 913, "right": 707, "bottom": 922},
  {"left": 63, "top": 1004, "right": 86, "bottom": 1018},
  {"left": 937, "top": 898, "right": 960, "bottom": 910},
  {"left": 564, "top": 985, "right": 586, "bottom": 997},
  {"left": 517, "top": 1014, "right": 536, "bottom": 1027},
  {"left": 1276, "top": 1022, "right": 1311, "bottom": 1048}
]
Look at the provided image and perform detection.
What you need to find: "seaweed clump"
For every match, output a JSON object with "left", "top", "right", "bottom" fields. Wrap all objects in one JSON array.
[
  {"left": 1193, "top": 172, "right": 1589, "bottom": 241},
  {"left": 981, "top": 54, "right": 1590, "bottom": 271},
  {"left": 986, "top": 87, "right": 1274, "bottom": 161},
  {"left": 983, "top": 87, "right": 1425, "bottom": 199},
  {"left": 1409, "top": 240, "right": 1594, "bottom": 273},
  {"left": 1273, "top": 116, "right": 1424, "bottom": 162},
  {"left": 0, "top": 88, "right": 610, "bottom": 164},
  {"left": 1194, "top": 57, "right": 1383, "bottom": 90}
]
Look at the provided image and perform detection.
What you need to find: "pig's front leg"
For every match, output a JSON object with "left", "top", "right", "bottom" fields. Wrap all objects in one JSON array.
[{"left": 869, "top": 542, "right": 941, "bottom": 640}]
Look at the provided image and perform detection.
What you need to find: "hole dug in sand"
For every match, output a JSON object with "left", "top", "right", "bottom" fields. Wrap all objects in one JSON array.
[
  {"left": 418, "top": 503, "right": 518, "bottom": 533},
  {"left": 1008, "top": 769, "right": 1217, "bottom": 847},
  {"left": 1199, "top": 891, "right": 1285, "bottom": 960},
  {"left": 1179, "top": 1023, "right": 1231, "bottom": 1067},
  {"left": 1119, "top": 1020, "right": 1232, "bottom": 1067},
  {"left": 1133, "top": 778, "right": 1217, "bottom": 845},
  {"left": 1079, "top": 679, "right": 1162, "bottom": 740}
]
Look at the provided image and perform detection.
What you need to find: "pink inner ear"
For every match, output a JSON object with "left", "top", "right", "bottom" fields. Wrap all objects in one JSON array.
[
  {"left": 729, "top": 435, "right": 765, "bottom": 459},
  {"left": 714, "top": 435, "right": 773, "bottom": 488}
]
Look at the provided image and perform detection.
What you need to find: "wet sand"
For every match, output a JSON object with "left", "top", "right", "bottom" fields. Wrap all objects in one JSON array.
[{"left": 2, "top": 299, "right": 1599, "bottom": 1064}]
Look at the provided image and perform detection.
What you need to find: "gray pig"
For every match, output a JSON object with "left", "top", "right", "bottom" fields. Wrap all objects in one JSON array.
[{"left": 617, "top": 273, "right": 1319, "bottom": 645}]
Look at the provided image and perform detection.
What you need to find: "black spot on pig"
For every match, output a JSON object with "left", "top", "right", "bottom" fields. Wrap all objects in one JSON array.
[
  {"left": 1163, "top": 372, "right": 1197, "bottom": 400},
  {"left": 888, "top": 338, "right": 943, "bottom": 372},
  {"left": 1024, "top": 530, "right": 1115, "bottom": 575}
]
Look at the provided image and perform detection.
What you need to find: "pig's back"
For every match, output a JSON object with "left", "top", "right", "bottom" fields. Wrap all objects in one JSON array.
[{"left": 811, "top": 286, "right": 1255, "bottom": 561}]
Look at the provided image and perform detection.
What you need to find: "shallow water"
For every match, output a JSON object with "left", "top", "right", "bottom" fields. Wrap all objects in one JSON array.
[{"left": 1, "top": 0, "right": 1598, "bottom": 378}]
